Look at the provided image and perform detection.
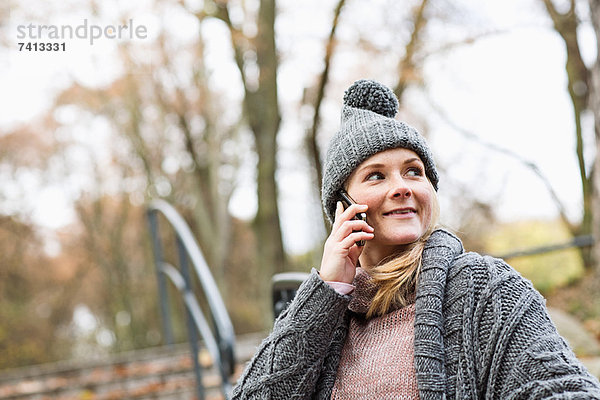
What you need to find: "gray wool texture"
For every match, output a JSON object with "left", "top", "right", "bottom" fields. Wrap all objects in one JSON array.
[
  {"left": 231, "top": 230, "right": 600, "bottom": 399},
  {"left": 321, "top": 79, "right": 439, "bottom": 223}
]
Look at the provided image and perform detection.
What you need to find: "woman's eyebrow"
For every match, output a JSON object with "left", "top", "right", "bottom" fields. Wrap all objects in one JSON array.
[
  {"left": 355, "top": 162, "right": 385, "bottom": 173},
  {"left": 359, "top": 158, "right": 422, "bottom": 171},
  {"left": 404, "top": 157, "right": 421, "bottom": 165},
  {"left": 355, "top": 158, "right": 423, "bottom": 176}
]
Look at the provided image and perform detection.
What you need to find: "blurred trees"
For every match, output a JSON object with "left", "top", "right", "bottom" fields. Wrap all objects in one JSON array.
[
  {"left": 0, "top": 216, "right": 72, "bottom": 369},
  {"left": 540, "top": 0, "right": 599, "bottom": 270},
  {"left": 192, "top": 0, "right": 287, "bottom": 322},
  {"left": 70, "top": 193, "right": 162, "bottom": 351},
  {"left": 536, "top": 0, "right": 600, "bottom": 339},
  {"left": 0, "top": 126, "right": 76, "bottom": 369},
  {"left": 590, "top": 0, "right": 600, "bottom": 274},
  {"left": 304, "top": 0, "right": 346, "bottom": 227},
  {"left": 54, "top": 43, "right": 238, "bottom": 281},
  {"left": 50, "top": 26, "right": 263, "bottom": 333}
]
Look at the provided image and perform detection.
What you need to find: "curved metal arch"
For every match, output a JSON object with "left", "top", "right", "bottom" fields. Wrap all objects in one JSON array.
[{"left": 146, "top": 199, "right": 235, "bottom": 399}]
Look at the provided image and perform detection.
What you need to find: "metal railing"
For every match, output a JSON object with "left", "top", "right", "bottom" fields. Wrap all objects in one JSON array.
[
  {"left": 496, "top": 235, "right": 594, "bottom": 260},
  {"left": 146, "top": 199, "right": 235, "bottom": 400}
]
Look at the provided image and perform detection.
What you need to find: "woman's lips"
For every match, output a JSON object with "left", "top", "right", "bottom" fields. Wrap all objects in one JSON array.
[{"left": 383, "top": 207, "right": 416, "bottom": 216}]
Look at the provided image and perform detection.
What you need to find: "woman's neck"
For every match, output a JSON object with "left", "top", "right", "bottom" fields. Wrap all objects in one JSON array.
[{"left": 359, "top": 242, "right": 409, "bottom": 269}]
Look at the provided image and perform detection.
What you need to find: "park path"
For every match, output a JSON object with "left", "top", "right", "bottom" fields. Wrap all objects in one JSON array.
[{"left": 548, "top": 307, "right": 600, "bottom": 378}]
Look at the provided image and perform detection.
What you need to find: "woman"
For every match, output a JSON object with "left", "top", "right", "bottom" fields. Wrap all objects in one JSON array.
[{"left": 232, "top": 80, "right": 600, "bottom": 399}]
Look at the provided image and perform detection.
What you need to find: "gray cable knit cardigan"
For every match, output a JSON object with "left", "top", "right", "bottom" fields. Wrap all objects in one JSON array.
[{"left": 232, "top": 230, "right": 600, "bottom": 399}]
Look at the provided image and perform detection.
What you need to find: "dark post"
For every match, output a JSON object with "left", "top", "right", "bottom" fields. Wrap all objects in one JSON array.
[
  {"left": 177, "top": 234, "right": 205, "bottom": 400},
  {"left": 146, "top": 209, "right": 175, "bottom": 346}
]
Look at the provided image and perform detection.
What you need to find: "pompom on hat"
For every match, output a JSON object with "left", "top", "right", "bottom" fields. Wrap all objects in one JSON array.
[{"left": 321, "top": 79, "right": 439, "bottom": 223}]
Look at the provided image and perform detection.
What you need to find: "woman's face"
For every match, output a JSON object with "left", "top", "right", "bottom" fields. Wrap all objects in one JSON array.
[{"left": 345, "top": 148, "right": 435, "bottom": 256}]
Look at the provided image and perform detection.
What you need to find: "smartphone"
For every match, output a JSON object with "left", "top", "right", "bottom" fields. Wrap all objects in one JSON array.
[{"left": 339, "top": 190, "right": 367, "bottom": 246}]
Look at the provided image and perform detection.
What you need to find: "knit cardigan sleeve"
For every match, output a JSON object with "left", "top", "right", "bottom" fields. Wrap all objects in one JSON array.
[
  {"left": 231, "top": 269, "right": 350, "bottom": 400},
  {"left": 469, "top": 255, "right": 600, "bottom": 399}
]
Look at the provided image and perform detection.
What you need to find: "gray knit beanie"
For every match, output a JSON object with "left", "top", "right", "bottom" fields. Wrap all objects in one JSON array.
[{"left": 321, "top": 79, "right": 438, "bottom": 223}]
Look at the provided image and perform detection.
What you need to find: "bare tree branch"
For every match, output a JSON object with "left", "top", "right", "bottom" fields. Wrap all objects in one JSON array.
[
  {"left": 427, "top": 96, "right": 576, "bottom": 233},
  {"left": 204, "top": 2, "right": 250, "bottom": 95},
  {"left": 540, "top": 0, "right": 590, "bottom": 196},
  {"left": 307, "top": 0, "right": 346, "bottom": 228},
  {"left": 395, "top": 0, "right": 430, "bottom": 101},
  {"left": 416, "top": 29, "right": 510, "bottom": 63}
]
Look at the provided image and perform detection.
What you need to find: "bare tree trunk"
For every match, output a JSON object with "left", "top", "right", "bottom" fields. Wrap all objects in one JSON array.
[
  {"left": 541, "top": 0, "right": 594, "bottom": 269},
  {"left": 589, "top": 0, "right": 600, "bottom": 270},
  {"left": 250, "top": 0, "right": 286, "bottom": 326},
  {"left": 203, "top": 0, "right": 286, "bottom": 325}
]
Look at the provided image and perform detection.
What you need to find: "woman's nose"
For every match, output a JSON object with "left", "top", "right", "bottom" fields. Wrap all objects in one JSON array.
[{"left": 390, "top": 176, "right": 411, "bottom": 198}]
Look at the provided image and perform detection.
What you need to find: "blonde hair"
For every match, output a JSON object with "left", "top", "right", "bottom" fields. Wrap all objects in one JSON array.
[{"left": 366, "top": 185, "right": 440, "bottom": 319}]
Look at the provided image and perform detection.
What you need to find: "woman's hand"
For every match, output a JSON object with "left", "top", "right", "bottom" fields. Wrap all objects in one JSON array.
[{"left": 319, "top": 202, "right": 374, "bottom": 284}]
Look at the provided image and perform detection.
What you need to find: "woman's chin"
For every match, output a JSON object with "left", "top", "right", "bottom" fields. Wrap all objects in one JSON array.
[
  {"left": 372, "top": 235, "right": 421, "bottom": 250},
  {"left": 379, "top": 233, "right": 422, "bottom": 246}
]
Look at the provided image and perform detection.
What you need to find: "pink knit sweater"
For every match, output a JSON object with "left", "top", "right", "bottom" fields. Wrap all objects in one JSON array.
[{"left": 330, "top": 270, "right": 419, "bottom": 399}]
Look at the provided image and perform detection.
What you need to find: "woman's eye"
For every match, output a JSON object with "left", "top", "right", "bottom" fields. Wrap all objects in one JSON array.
[
  {"left": 366, "top": 172, "right": 384, "bottom": 181},
  {"left": 405, "top": 167, "right": 423, "bottom": 177}
]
